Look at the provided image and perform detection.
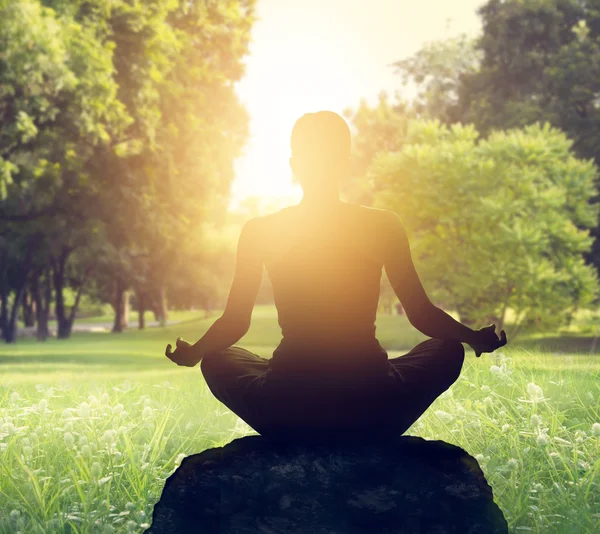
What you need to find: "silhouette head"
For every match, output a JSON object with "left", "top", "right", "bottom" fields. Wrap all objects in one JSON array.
[{"left": 289, "top": 111, "right": 351, "bottom": 197}]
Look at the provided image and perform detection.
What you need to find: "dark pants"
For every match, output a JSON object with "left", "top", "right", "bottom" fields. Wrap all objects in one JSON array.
[{"left": 200, "top": 338, "right": 464, "bottom": 442}]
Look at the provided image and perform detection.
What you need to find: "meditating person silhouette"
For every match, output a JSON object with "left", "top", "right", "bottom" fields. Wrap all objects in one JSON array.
[{"left": 165, "top": 111, "right": 507, "bottom": 441}]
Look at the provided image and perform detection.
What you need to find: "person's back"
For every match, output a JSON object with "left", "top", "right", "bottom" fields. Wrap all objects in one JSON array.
[
  {"left": 261, "top": 200, "right": 390, "bottom": 376},
  {"left": 165, "top": 110, "right": 507, "bottom": 440}
]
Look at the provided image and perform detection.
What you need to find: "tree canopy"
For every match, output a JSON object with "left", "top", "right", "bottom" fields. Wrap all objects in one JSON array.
[
  {"left": 0, "top": 0, "right": 256, "bottom": 341},
  {"left": 370, "top": 119, "right": 599, "bottom": 335}
]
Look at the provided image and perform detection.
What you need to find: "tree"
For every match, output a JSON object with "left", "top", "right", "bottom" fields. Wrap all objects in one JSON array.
[
  {"left": 454, "top": 0, "right": 600, "bottom": 270},
  {"left": 370, "top": 119, "right": 599, "bottom": 336},
  {"left": 0, "top": 0, "right": 256, "bottom": 341},
  {"left": 342, "top": 93, "right": 413, "bottom": 205},
  {"left": 73, "top": 0, "right": 255, "bottom": 332},
  {"left": 392, "top": 33, "right": 482, "bottom": 124}
]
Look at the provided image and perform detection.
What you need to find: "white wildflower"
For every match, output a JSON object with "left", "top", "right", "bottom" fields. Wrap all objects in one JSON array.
[
  {"left": 536, "top": 433, "right": 550, "bottom": 447},
  {"left": 64, "top": 432, "right": 74, "bottom": 448},
  {"left": 501, "top": 424, "right": 510, "bottom": 433},
  {"left": 102, "top": 429, "right": 117, "bottom": 445},
  {"left": 527, "top": 382, "right": 544, "bottom": 403},
  {"left": 439, "top": 388, "right": 453, "bottom": 399},
  {"left": 490, "top": 365, "right": 504, "bottom": 377},
  {"left": 91, "top": 462, "right": 102, "bottom": 479},
  {"left": 10, "top": 392, "right": 20, "bottom": 403},
  {"left": 506, "top": 458, "right": 518, "bottom": 470},
  {"left": 78, "top": 402, "right": 90, "bottom": 419},
  {"left": 530, "top": 414, "right": 542, "bottom": 428},
  {"left": 142, "top": 406, "right": 154, "bottom": 420},
  {"left": 592, "top": 423, "right": 600, "bottom": 437},
  {"left": 434, "top": 410, "right": 454, "bottom": 424}
]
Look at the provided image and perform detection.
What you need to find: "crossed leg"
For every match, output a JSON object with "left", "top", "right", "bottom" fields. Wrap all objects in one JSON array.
[{"left": 200, "top": 338, "right": 465, "bottom": 441}]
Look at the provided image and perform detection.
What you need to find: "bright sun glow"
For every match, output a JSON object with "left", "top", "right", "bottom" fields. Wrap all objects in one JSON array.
[{"left": 231, "top": 0, "right": 484, "bottom": 212}]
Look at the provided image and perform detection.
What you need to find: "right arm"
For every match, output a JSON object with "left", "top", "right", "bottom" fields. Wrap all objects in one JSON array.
[{"left": 381, "top": 211, "right": 480, "bottom": 346}]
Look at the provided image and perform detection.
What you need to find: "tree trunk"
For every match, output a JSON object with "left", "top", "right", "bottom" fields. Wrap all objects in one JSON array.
[
  {"left": 137, "top": 288, "right": 146, "bottom": 330},
  {"left": 22, "top": 286, "right": 35, "bottom": 327},
  {"left": 122, "top": 289, "right": 129, "bottom": 328},
  {"left": 0, "top": 251, "right": 8, "bottom": 338},
  {"left": 0, "top": 287, "right": 7, "bottom": 339},
  {"left": 456, "top": 305, "right": 479, "bottom": 328},
  {"left": 67, "top": 276, "right": 87, "bottom": 335},
  {"left": 43, "top": 267, "right": 52, "bottom": 336},
  {"left": 3, "top": 236, "right": 40, "bottom": 342},
  {"left": 52, "top": 250, "right": 70, "bottom": 339},
  {"left": 112, "top": 277, "right": 129, "bottom": 333},
  {"left": 4, "top": 287, "right": 26, "bottom": 343},
  {"left": 156, "top": 287, "right": 168, "bottom": 326},
  {"left": 31, "top": 270, "right": 49, "bottom": 341}
]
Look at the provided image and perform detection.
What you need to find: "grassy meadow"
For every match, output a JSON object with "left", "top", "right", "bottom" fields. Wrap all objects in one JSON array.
[{"left": 1, "top": 305, "right": 599, "bottom": 533}]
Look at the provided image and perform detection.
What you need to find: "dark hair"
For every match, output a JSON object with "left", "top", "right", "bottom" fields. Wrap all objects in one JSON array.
[{"left": 290, "top": 111, "right": 351, "bottom": 160}]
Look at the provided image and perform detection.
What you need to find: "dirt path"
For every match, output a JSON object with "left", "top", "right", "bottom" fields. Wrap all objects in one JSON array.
[{"left": 18, "top": 320, "right": 180, "bottom": 337}]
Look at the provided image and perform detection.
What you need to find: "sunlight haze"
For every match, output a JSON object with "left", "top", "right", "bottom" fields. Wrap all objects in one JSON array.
[{"left": 231, "top": 0, "right": 485, "bottom": 211}]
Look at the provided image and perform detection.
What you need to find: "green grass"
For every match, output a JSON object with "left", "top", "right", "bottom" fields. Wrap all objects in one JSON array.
[{"left": 1, "top": 305, "right": 600, "bottom": 533}]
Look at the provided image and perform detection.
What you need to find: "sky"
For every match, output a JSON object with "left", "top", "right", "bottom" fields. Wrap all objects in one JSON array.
[{"left": 230, "top": 0, "right": 486, "bottom": 210}]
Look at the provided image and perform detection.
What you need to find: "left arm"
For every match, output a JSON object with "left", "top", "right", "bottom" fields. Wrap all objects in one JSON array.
[{"left": 166, "top": 217, "right": 264, "bottom": 367}]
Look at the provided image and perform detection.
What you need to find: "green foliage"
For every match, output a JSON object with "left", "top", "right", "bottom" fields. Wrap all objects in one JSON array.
[
  {"left": 0, "top": 0, "right": 256, "bottom": 339},
  {"left": 458, "top": 0, "right": 600, "bottom": 156},
  {"left": 342, "top": 93, "right": 413, "bottom": 204},
  {"left": 371, "top": 119, "right": 599, "bottom": 335},
  {"left": 392, "top": 33, "right": 482, "bottom": 124},
  {"left": 455, "top": 0, "right": 600, "bottom": 268}
]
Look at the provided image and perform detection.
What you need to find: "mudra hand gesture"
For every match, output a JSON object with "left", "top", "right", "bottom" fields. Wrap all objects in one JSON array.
[
  {"left": 469, "top": 324, "right": 507, "bottom": 358},
  {"left": 165, "top": 338, "right": 199, "bottom": 367}
]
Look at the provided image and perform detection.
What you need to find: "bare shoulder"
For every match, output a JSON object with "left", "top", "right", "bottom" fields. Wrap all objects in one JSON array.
[
  {"left": 244, "top": 206, "right": 296, "bottom": 245},
  {"left": 255, "top": 206, "right": 294, "bottom": 231},
  {"left": 354, "top": 204, "right": 399, "bottom": 230}
]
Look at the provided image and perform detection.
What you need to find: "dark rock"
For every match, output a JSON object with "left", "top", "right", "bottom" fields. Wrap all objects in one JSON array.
[{"left": 147, "top": 435, "right": 508, "bottom": 534}]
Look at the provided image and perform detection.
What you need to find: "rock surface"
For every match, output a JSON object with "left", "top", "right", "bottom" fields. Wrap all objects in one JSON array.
[{"left": 147, "top": 434, "right": 508, "bottom": 533}]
